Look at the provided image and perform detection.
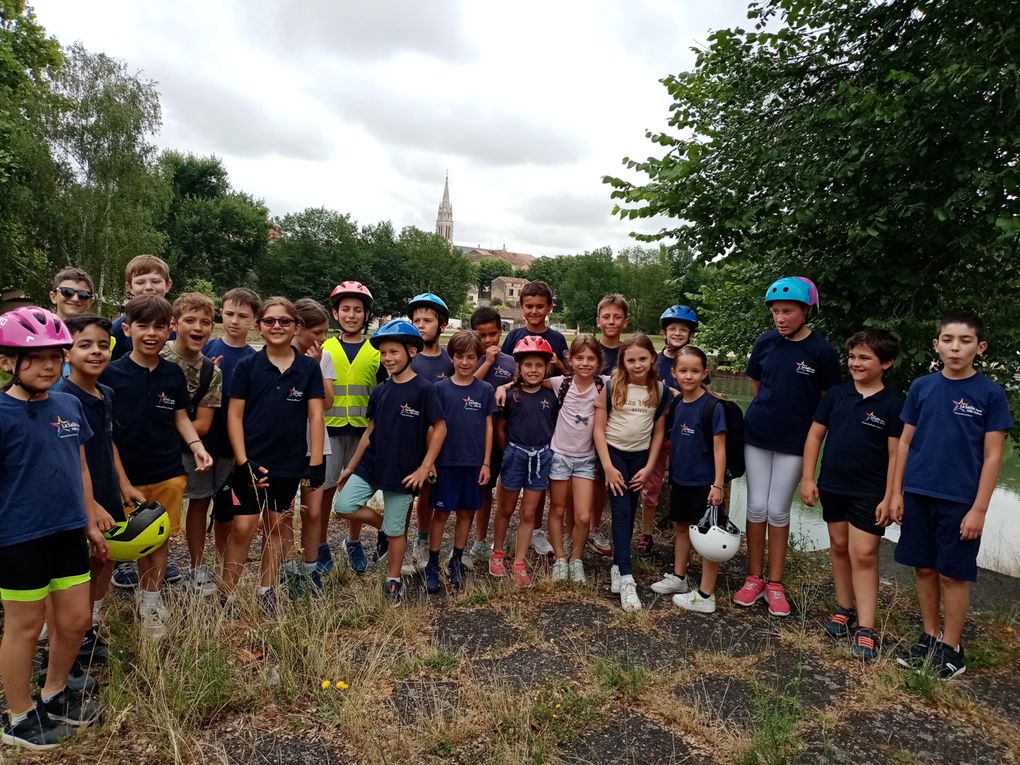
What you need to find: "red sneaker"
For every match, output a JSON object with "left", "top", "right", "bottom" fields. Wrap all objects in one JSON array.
[
  {"left": 765, "top": 582, "right": 791, "bottom": 617},
  {"left": 488, "top": 552, "right": 507, "bottom": 578},
  {"left": 733, "top": 575, "right": 766, "bottom": 607},
  {"left": 512, "top": 561, "right": 533, "bottom": 588}
]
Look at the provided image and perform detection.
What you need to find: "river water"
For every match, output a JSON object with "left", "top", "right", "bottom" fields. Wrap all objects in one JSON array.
[{"left": 709, "top": 375, "right": 1020, "bottom": 576}]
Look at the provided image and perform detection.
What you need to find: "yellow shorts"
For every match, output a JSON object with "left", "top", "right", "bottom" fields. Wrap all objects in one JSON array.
[{"left": 134, "top": 475, "right": 187, "bottom": 536}]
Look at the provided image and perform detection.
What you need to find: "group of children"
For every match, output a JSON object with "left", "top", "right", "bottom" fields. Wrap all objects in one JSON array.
[{"left": 0, "top": 260, "right": 1011, "bottom": 750}]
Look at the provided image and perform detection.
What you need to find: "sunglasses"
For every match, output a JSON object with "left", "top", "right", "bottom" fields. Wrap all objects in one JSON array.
[
  {"left": 58, "top": 287, "right": 94, "bottom": 301},
  {"left": 260, "top": 316, "right": 296, "bottom": 328}
]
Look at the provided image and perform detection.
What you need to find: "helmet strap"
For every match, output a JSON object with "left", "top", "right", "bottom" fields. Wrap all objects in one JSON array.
[{"left": 11, "top": 354, "right": 50, "bottom": 400}]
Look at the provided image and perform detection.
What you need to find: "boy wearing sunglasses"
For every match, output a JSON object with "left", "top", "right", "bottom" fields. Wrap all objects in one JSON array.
[{"left": 49, "top": 268, "right": 97, "bottom": 320}]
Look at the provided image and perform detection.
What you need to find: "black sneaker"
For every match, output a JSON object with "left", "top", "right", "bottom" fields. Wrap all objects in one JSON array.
[
  {"left": 824, "top": 606, "right": 858, "bottom": 639},
  {"left": 41, "top": 687, "right": 101, "bottom": 727},
  {"left": 78, "top": 626, "right": 108, "bottom": 666},
  {"left": 373, "top": 535, "right": 390, "bottom": 563},
  {"left": 37, "top": 659, "right": 98, "bottom": 695},
  {"left": 896, "top": 631, "right": 941, "bottom": 669},
  {"left": 1, "top": 701, "right": 75, "bottom": 750},
  {"left": 447, "top": 557, "right": 467, "bottom": 589},
  {"left": 383, "top": 578, "right": 402, "bottom": 605},
  {"left": 936, "top": 643, "right": 966, "bottom": 680}
]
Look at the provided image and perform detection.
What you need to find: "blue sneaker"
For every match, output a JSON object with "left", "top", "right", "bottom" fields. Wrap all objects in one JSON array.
[
  {"left": 447, "top": 557, "right": 466, "bottom": 589},
  {"left": 825, "top": 607, "right": 857, "bottom": 639},
  {"left": 164, "top": 562, "right": 182, "bottom": 584},
  {"left": 424, "top": 560, "right": 441, "bottom": 594},
  {"left": 373, "top": 535, "right": 389, "bottom": 563},
  {"left": 851, "top": 628, "right": 879, "bottom": 662},
  {"left": 308, "top": 568, "right": 324, "bottom": 596},
  {"left": 344, "top": 539, "right": 369, "bottom": 574},
  {"left": 383, "top": 578, "right": 402, "bottom": 605},
  {"left": 111, "top": 563, "right": 138, "bottom": 589},
  {"left": 316, "top": 543, "right": 334, "bottom": 575},
  {"left": 259, "top": 588, "right": 278, "bottom": 617}
]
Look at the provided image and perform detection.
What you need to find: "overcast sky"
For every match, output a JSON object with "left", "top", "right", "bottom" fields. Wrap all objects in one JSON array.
[{"left": 33, "top": 0, "right": 749, "bottom": 258}]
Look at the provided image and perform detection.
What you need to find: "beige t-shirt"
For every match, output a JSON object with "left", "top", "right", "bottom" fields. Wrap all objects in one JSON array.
[
  {"left": 605, "top": 382, "right": 660, "bottom": 452},
  {"left": 159, "top": 343, "right": 223, "bottom": 409}
]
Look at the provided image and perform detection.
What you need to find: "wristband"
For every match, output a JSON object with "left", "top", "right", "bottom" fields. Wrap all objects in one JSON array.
[
  {"left": 712, "top": 484, "right": 723, "bottom": 490},
  {"left": 188, "top": 439, "right": 201, "bottom": 446},
  {"left": 483, "top": 463, "right": 490, "bottom": 467}
]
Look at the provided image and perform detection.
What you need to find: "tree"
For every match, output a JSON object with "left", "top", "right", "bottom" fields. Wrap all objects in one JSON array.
[
  {"left": 605, "top": 0, "right": 1020, "bottom": 397},
  {"left": 476, "top": 256, "right": 513, "bottom": 292},
  {"left": 394, "top": 226, "right": 474, "bottom": 316},
  {"left": 558, "top": 248, "right": 618, "bottom": 330},
  {"left": 522, "top": 256, "right": 573, "bottom": 312}
]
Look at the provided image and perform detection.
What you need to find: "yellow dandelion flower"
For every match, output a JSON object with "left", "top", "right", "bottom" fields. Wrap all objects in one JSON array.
[
  {"left": 337, "top": 681, "right": 349, "bottom": 690},
  {"left": 321, "top": 680, "right": 331, "bottom": 689},
  {"left": 1007, "top": 625, "right": 1015, "bottom": 634}
]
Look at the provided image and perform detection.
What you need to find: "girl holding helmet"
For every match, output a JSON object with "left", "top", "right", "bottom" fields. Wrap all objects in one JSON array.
[{"left": 734, "top": 277, "right": 841, "bottom": 617}]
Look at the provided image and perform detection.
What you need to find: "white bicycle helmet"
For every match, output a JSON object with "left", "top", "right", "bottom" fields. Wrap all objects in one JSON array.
[{"left": 690, "top": 505, "right": 742, "bottom": 563}]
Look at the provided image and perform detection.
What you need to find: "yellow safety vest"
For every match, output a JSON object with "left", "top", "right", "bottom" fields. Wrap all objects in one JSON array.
[{"left": 322, "top": 336, "right": 380, "bottom": 428}]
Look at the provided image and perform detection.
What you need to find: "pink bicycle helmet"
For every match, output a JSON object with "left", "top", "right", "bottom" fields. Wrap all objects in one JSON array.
[
  {"left": 330, "top": 281, "right": 374, "bottom": 308},
  {"left": 512, "top": 335, "right": 554, "bottom": 361},
  {"left": 0, "top": 307, "right": 73, "bottom": 351}
]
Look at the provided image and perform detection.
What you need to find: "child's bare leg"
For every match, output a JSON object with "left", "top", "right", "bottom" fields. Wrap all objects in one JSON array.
[
  {"left": 590, "top": 483, "right": 607, "bottom": 534},
  {"left": 90, "top": 557, "right": 114, "bottom": 608},
  {"left": 429, "top": 510, "right": 448, "bottom": 553},
  {"left": 260, "top": 510, "right": 289, "bottom": 587},
  {"left": 213, "top": 520, "right": 231, "bottom": 561},
  {"left": 766, "top": 523, "right": 789, "bottom": 581},
  {"left": 828, "top": 521, "right": 853, "bottom": 609},
  {"left": 222, "top": 515, "right": 259, "bottom": 594},
  {"left": 514, "top": 489, "right": 543, "bottom": 564},
  {"left": 386, "top": 535, "right": 407, "bottom": 579},
  {"left": 914, "top": 567, "right": 941, "bottom": 637},
  {"left": 474, "top": 489, "right": 493, "bottom": 544},
  {"left": 941, "top": 576, "right": 969, "bottom": 649},
  {"left": 186, "top": 497, "right": 212, "bottom": 568},
  {"left": 301, "top": 487, "right": 323, "bottom": 565},
  {"left": 138, "top": 543, "right": 168, "bottom": 592},
  {"left": 548, "top": 480, "right": 569, "bottom": 558},
  {"left": 848, "top": 527, "right": 880, "bottom": 627},
  {"left": 454, "top": 510, "right": 473, "bottom": 550},
  {"left": 674, "top": 523, "right": 692, "bottom": 577},
  {"left": 745, "top": 520, "right": 766, "bottom": 578},
  {"left": 565, "top": 491, "right": 574, "bottom": 537},
  {"left": 568, "top": 476, "right": 594, "bottom": 562},
  {"left": 700, "top": 560, "right": 720, "bottom": 594},
  {"left": 43, "top": 584, "right": 91, "bottom": 695},
  {"left": 0, "top": 599, "right": 46, "bottom": 713},
  {"left": 492, "top": 487, "right": 518, "bottom": 553}
]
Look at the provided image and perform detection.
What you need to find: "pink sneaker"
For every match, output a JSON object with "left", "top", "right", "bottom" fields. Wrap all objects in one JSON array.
[
  {"left": 765, "top": 582, "right": 791, "bottom": 617},
  {"left": 733, "top": 575, "right": 766, "bottom": 607},
  {"left": 488, "top": 552, "right": 507, "bottom": 578},
  {"left": 512, "top": 561, "right": 533, "bottom": 588}
]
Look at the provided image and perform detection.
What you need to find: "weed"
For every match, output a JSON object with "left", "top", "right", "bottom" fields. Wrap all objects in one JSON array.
[
  {"left": 967, "top": 641, "right": 1008, "bottom": 671},
  {"left": 394, "top": 648, "right": 460, "bottom": 679},
  {"left": 902, "top": 664, "right": 941, "bottom": 700},
  {"left": 592, "top": 655, "right": 650, "bottom": 701},
  {"left": 734, "top": 685, "right": 806, "bottom": 765}
]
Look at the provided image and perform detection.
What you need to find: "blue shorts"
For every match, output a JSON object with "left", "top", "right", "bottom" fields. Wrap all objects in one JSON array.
[
  {"left": 333, "top": 474, "right": 413, "bottom": 539},
  {"left": 500, "top": 443, "right": 551, "bottom": 492},
  {"left": 431, "top": 466, "right": 484, "bottom": 512},
  {"left": 894, "top": 492, "right": 980, "bottom": 581}
]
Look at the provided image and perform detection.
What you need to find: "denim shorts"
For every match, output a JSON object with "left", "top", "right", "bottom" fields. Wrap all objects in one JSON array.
[
  {"left": 431, "top": 466, "right": 484, "bottom": 512},
  {"left": 549, "top": 451, "right": 599, "bottom": 482},
  {"left": 500, "top": 443, "right": 552, "bottom": 492}
]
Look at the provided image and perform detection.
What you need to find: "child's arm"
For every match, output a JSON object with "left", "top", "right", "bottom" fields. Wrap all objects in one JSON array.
[
  {"left": 495, "top": 414, "right": 507, "bottom": 451},
  {"left": 479, "top": 414, "right": 493, "bottom": 486},
  {"left": 227, "top": 398, "right": 268, "bottom": 487},
  {"left": 338, "top": 423, "right": 373, "bottom": 484},
  {"left": 306, "top": 397, "right": 326, "bottom": 488},
  {"left": 709, "top": 431, "right": 727, "bottom": 506},
  {"left": 113, "top": 443, "right": 146, "bottom": 505},
  {"left": 475, "top": 346, "right": 500, "bottom": 381},
  {"left": 631, "top": 412, "right": 666, "bottom": 490},
  {"left": 889, "top": 423, "right": 915, "bottom": 523},
  {"left": 800, "top": 422, "right": 827, "bottom": 507},
  {"left": 960, "top": 430, "right": 1007, "bottom": 541},
  {"left": 404, "top": 419, "right": 447, "bottom": 491},
  {"left": 875, "top": 436, "right": 899, "bottom": 527},
  {"left": 192, "top": 406, "right": 215, "bottom": 438},
  {"left": 593, "top": 388, "right": 626, "bottom": 496},
  {"left": 175, "top": 409, "right": 213, "bottom": 471},
  {"left": 80, "top": 446, "right": 110, "bottom": 559}
]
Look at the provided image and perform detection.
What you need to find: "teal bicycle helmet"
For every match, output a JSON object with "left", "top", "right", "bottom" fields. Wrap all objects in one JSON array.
[
  {"left": 370, "top": 319, "right": 424, "bottom": 351},
  {"left": 660, "top": 305, "right": 699, "bottom": 330},
  {"left": 408, "top": 293, "right": 449, "bottom": 322},
  {"left": 764, "top": 277, "right": 819, "bottom": 310}
]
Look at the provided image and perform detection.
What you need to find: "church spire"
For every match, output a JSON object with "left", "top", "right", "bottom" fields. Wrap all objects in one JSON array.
[{"left": 436, "top": 172, "right": 453, "bottom": 244}]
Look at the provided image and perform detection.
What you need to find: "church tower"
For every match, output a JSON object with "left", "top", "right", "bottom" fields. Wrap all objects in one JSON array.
[{"left": 435, "top": 173, "right": 453, "bottom": 244}]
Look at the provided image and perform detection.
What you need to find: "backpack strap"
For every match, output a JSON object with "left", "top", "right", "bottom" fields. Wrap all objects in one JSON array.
[
  {"left": 189, "top": 358, "right": 216, "bottom": 420},
  {"left": 701, "top": 393, "right": 720, "bottom": 454},
  {"left": 653, "top": 382, "right": 670, "bottom": 421},
  {"left": 556, "top": 374, "right": 574, "bottom": 409},
  {"left": 604, "top": 377, "right": 611, "bottom": 416}
]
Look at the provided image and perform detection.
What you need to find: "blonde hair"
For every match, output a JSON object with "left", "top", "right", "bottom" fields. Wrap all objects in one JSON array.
[
  {"left": 171, "top": 292, "right": 215, "bottom": 320},
  {"left": 258, "top": 297, "right": 301, "bottom": 325},
  {"left": 124, "top": 254, "right": 170, "bottom": 282},
  {"left": 611, "top": 333, "right": 659, "bottom": 410},
  {"left": 597, "top": 293, "right": 629, "bottom": 317},
  {"left": 293, "top": 298, "right": 329, "bottom": 328}
]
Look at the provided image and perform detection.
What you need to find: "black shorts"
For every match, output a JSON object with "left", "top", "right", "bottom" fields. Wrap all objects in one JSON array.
[
  {"left": 0, "top": 528, "right": 90, "bottom": 602},
  {"left": 669, "top": 484, "right": 711, "bottom": 525},
  {"left": 210, "top": 482, "right": 236, "bottom": 524},
  {"left": 231, "top": 475, "right": 302, "bottom": 517},
  {"left": 819, "top": 490, "right": 885, "bottom": 537}
]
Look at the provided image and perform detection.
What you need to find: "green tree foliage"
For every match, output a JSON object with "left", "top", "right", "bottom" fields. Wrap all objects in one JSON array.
[
  {"left": 394, "top": 226, "right": 474, "bottom": 316},
  {"left": 476, "top": 256, "right": 513, "bottom": 293},
  {"left": 558, "top": 248, "right": 617, "bottom": 331},
  {"left": 616, "top": 246, "right": 676, "bottom": 334},
  {"left": 605, "top": 0, "right": 1020, "bottom": 395}
]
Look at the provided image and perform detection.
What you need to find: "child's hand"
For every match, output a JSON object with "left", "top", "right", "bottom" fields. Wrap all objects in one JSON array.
[
  {"left": 86, "top": 524, "right": 110, "bottom": 561},
  {"left": 306, "top": 341, "right": 323, "bottom": 362},
  {"left": 485, "top": 346, "right": 500, "bottom": 365},
  {"left": 211, "top": 355, "right": 223, "bottom": 367},
  {"left": 875, "top": 498, "right": 893, "bottom": 527},
  {"left": 122, "top": 485, "right": 146, "bottom": 506},
  {"left": 629, "top": 466, "right": 652, "bottom": 491},
  {"left": 338, "top": 467, "right": 353, "bottom": 486},
  {"left": 800, "top": 479, "right": 818, "bottom": 507},
  {"left": 403, "top": 465, "right": 434, "bottom": 492},
  {"left": 960, "top": 508, "right": 986, "bottom": 541},
  {"left": 604, "top": 466, "right": 627, "bottom": 496},
  {"left": 305, "top": 462, "right": 326, "bottom": 490},
  {"left": 708, "top": 485, "right": 724, "bottom": 506},
  {"left": 494, "top": 385, "right": 510, "bottom": 407},
  {"left": 235, "top": 460, "right": 269, "bottom": 488},
  {"left": 94, "top": 504, "right": 116, "bottom": 533},
  {"left": 889, "top": 493, "right": 904, "bottom": 525},
  {"left": 192, "top": 443, "right": 214, "bottom": 471},
  {"left": 478, "top": 465, "right": 490, "bottom": 486}
]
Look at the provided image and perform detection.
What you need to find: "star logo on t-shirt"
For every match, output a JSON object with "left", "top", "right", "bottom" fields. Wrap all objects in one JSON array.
[
  {"left": 795, "top": 360, "right": 816, "bottom": 375},
  {"left": 463, "top": 395, "right": 482, "bottom": 411},
  {"left": 952, "top": 397, "right": 982, "bottom": 418},
  {"left": 680, "top": 421, "right": 696, "bottom": 437},
  {"left": 286, "top": 387, "right": 304, "bottom": 402},
  {"left": 400, "top": 403, "right": 420, "bottom": 418},
  {"left": 50, "top": 416, "right": 80, "bottom": 439},
  {"left": 156, "top": 392, "right": 175, "bottom": 408},
  {"left": 540, "top": 399, "right": 551, "bottom": 409}
]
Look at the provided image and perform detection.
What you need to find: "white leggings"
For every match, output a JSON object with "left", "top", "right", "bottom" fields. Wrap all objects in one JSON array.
[{"left": 744, "top": 444, "right": 802, "bottom": 527}]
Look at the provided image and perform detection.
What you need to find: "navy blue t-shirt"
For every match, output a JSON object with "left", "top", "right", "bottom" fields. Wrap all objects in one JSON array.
[
  {"left": 477, "top": 352, "right": 516, "bottom": 388},
  {"left": 355, "top": 374, "right": 444, "bottom": 492},
  {"left": 53, "top": 379, "right": 122, "bottom": 517},
  {"left": 814, "top": 381, "right": 904, "bottom": 500},
  {"left": 412, "top": 348, "right": 455, "bottom": 384},
  {"left": 744, "top": 329, "right": 842, "bottom": 455},
  {"left": 0, "top": 392, "right": 93, "bottom": 546},
  {"left": 669, "top": 393, "right": 727, "bottom": 486},
  {"left": 435, "top": 378, "right": 498, "bottom": 467},
  {"left": 601, "top": 344, "right": 621, "bottom": 375},
  {"left": 901, "top": 372, "right": 1012, "bottom": 504},
  {"left": 657, "top": 350, "right": 679, "bottom": 391},
  {"left": 230, "top": 348, "right": 325, "bottom": 478},
  {"left": 101, "top": 355, "right": 189, "bottom": 485},
  {"left": 502, "top": 387, "right": 558, "bottom": 448},
  {"left": 111, "top": 316, "right": 175, "bottom": 361},
  {"left": 202, "top": 339, "right": 256, "bottom": 458},
  {"left": 501, "top": 327, "right": 569, "bottom": 365}
]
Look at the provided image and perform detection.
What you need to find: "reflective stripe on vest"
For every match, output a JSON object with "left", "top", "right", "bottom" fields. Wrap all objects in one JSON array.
[{"left": 323, "top": 337, "right": 380, "bottom": 428}]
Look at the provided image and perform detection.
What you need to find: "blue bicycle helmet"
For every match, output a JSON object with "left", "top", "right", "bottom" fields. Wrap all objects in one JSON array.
[
  {"left": 370, "top": 319, "right": 424, "bottom": 351},
  {"left": 660, "top": 305, "right": 699, "bottom": 330},
  {"left": 764, "top": 277, "right": 819, "bottom": 309},
  {"left": 408, "top": 292, "right": 450, "bottom": 322}
]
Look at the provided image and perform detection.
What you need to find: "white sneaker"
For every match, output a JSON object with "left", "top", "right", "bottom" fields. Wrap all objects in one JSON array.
[
  {"left": 568, "top": 559, "right": 586, "bottom": 582},
  {"left": 412, "top": 539, "right": 429, "bottom": 571},
  {"left": 610, "top": 565, "right": 621, "bottom": 594},
  {"left": 673, "top": 590, "right": 716, "bottom": 614},
  {"left": 650, "top": 572, "right": 690, "bottom": 595},
  {"left": 589, "top": 531, "right": 612, "bottom": 556},
  {"left": 530, "top": 529, "right": 553, "bottom": 556},
  {"left": 400, "top": 550, "right": 416, "bottom": 576},
  {"left": 463, "top": 540, "right": 491, "bottom": 571},
  {"left": 620, "top": 579, "right": 642, "bottom": 612},
  {"left": 186, "top": 565, "right": 218, "bottom": 597},
  {"left": 139, "top": 605, "right": 169, "bottom": 640},
  {"left": 551, "top": 558, "right": 569, "bottom": 581}
]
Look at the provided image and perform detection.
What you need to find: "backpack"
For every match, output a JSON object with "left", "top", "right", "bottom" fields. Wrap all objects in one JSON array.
[
  {"left": 555, "top": 374, "right": 605, "bottom": 411},
  {"left": 187, "top": 357, "right": 216, "bottom": 421},
  {"left": 701, "top": 394, "right": 745, "bottom": 480},
  {"left": 605, "top": 378, "right": 670, "bottom": 422}
]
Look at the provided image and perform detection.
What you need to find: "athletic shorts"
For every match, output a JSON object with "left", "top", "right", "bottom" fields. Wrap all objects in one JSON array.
[
  {"left": 500, "top": 443, "right": 552, "bottom": 492},
  {"left": 670, "top": 483, "right": 711, "bottom": 525},
  {"left": 333, "top": 473, "right": 413, "bottom": 538},
  {"left": 431, "top": 466, "right": 484, "bottom": 512},
  {"left": 183, "top": 455, "right": 234, "bottom": 500},
  {"left": 549, "top": 451, "right": 599, "bottom": 482},
  {"left": 819, "top": 490, "right": 885, "bottom": 537},
  {"left": 0, "top": 528, "right": 90, "bottom": 602},
  {"left": 325, "top": 434, "right": 362, "bottom": 489},
  {"left": 136, "top": 475, "right": 187, "bottom": 535},
  {"left": 230, "top": 474, "right": 301, "bottom": 517},
  {"left": 210, "top": 482, "right": 236, "bottom": 524},
  {"left": 894, "top": 492, "right": 979, "bottom": 582},
  {"left": 640, "top": 442, "right": 671, "bottom": 508}
]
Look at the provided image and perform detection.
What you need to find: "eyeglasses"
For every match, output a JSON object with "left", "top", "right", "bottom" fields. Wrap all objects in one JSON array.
[
  {"left": 260, "top": 317, "right": 296, "bottom": 328},
  {"left": 58, "top": 287, "right": 94, "bottom": 301}
]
